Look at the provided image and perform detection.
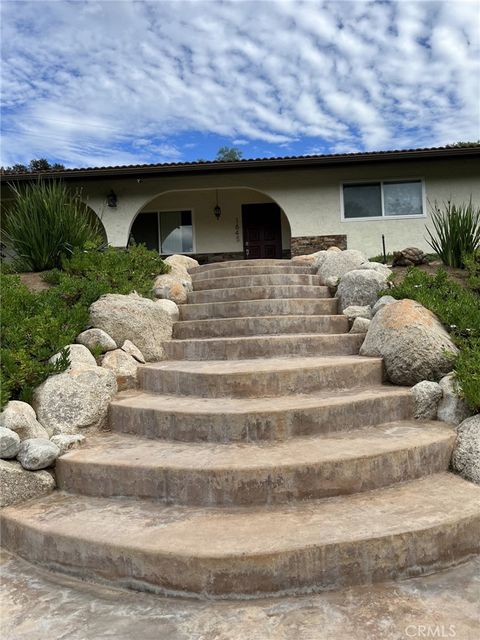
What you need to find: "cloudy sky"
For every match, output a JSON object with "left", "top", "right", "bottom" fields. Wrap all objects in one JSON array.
[{"left": 1, "top": 0, "right": 479, "bottom": 168}]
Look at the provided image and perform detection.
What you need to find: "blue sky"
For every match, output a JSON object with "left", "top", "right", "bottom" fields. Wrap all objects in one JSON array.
[{"left": 1, "top": 0, "right": 479, "bottom": 168}]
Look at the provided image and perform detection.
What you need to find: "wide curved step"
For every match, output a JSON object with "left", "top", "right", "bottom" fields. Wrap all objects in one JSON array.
[
  {"left": 55, "top": 422, "right": 455, "bottom": 506},
  {"left": 179, "top": 298, "right": 337, "bottom": 320},
  {"left": 110, "top": 385, "right": 413, "bottom": 442},
  {"left": 163, "top": 332, "right": 364, "bottom": 360},
  {"left": 190, "top": 265, "right": 314, "bottom": 281},
  {"left": 2, "top": 474, "right": 478, "bottom": 598},
  {"left": 173, "top": 315, "right": 349, "bottom": 339},
  {"left": 193, "top": 273, "right": 323, "bottom": 291},
  {"left": 188, "top": 285, "right": 330, "bottom": 303},
  {"left": 138, "top": 356, "right": 384, "bottom": 398},
  {"left": 189, "top": 259, "right": 299, "bottom": 274}
]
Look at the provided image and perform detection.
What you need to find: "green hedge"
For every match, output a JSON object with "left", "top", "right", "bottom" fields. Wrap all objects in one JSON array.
[
  {"left": 0, "top": 245, "right": 169, "bottom": 408},
  {"left": 386, "top": 268, "right": 480, "bottom": 410}
]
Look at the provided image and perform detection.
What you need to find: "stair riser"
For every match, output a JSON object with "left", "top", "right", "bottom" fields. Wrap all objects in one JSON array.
[
  {"left": 3, "top": 514, "right": 478, "bottom": 598},
  {"left": 163, "top": 334, "right": 364, "bottom": 360},
  {"left": 173, "top": 316, "right": 349, "bottom": 339},
  {"left": 188, "top": 285, "right": 330, "bottom": 303},
  {"left": 191, "top": 265, "right": 314, "bottom": 280},
  {"left": 56, "top": 437, "right": 454, "bottom": 506},
  {"left": 179, "top": 298, "right": 337, "bottom": 320},
  {"left": 193, "top": 274, "right": 323, "bottom": 290},
  {"left": 110, "top": 392, "right": 414, "bottom": 442},
  {"left": 138, "top": 360, "right": 384, "bottom": 398}
]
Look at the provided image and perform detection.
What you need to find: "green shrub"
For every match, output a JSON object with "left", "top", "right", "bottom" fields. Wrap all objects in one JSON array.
[
  {"left": 464, "top": 249, "right": 480, "bottom": 294},
  {"left": 0, "top": 245, "right": 169, "bottom": 407},
  {"left": 2, "top": 179, "right": 102, "bottom": 271},
  {"left": 426, "top": 199, "right": 480, "bottom": 268},
  {"left": 386, "top": 268, "right": 480, "bottom": 410}
]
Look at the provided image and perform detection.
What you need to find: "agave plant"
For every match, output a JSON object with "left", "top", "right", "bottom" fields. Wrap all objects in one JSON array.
[
  {"left": 426, "top": 199, "right": 480, "bottom": 268},
  {"left": 2, "top": 179, "right": 103, "bottom": 271}
]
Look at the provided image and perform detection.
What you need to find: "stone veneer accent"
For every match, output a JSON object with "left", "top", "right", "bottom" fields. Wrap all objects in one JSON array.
[{"left": 290, "top": 235, "right": 347, "bottom": 257}]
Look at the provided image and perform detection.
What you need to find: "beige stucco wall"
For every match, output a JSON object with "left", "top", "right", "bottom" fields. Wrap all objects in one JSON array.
[{"left": 72, "top": 156, "right": 479, "bottom": 257}]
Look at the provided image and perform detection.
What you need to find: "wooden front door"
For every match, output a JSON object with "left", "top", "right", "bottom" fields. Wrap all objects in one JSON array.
[{"left": 241, "top": 203, "right": 283, "bottom": 259}]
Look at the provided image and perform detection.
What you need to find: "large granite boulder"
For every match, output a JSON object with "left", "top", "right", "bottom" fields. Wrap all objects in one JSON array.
[
  {"left": 155, "top": 298, "right": 180, "bottom": 321},
  {"left": 0, "top": 460, "right": 55, "bottom": 507},
  {"left": 49, "top": 344, "right": 97, "bottom": 370},
  {"left": 33, "top": 367, "right": 117, "bottom": 435},
  {"left": 315, "top": 249, "right": 366, "bottom": 283},
  {"left": 360, "top": 299, "right": 458, "bottom": 385},
  {"left": 411, "top": 380, "right": 443, "bottom": 420},
  {"left": 101, "top": 349, "right": 138, "bottom": 390},
  {"left": 452, "top": 414, "right": 480, "bottom": 485},
  {"left": 0, "top": 400, "right": 49, "bottom": 441},
  {"left": 89, "top": 293, "right": 174, "bottom": 361},
  {"left": 17, "top": 438, "right": 60, "bottom": 471},
  {"left": 437, "top": 374, "right": 471, "bottom": 425},
  {"left": 76, "top": 328, "right": 117, "bottom": 353},
  {"left": 337, "top": 269, "right": 388, "bottom": 312},
  {"left": 164, "top": 254, "right": 199, "bottom": 271},
  {"left": 0, "top": 427, "right": 20, "bottom": 459}
]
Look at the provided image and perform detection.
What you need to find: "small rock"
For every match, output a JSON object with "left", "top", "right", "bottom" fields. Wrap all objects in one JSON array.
[
  {"left": 342, "top": 305, "right": 372, "bottom": 320},
  {"left": 358, "top": 262, "right": 393, "bottom": 278},
  {"left": 49, "top": 344, "right": 97, "bottom": 370},
  {"left": 50, "top": 433, "right": 86, "bottom": 456},
  {"left": 291, "top": 254, "right": 316, "bottom": 265},
  {"left": 0, "top": 460, "right": 56, "bottom": 507},
  {"left": 411, "top": 381, "right": 443, "bottom": 420},
  {"left": 121, "top": 340, "right": 146, "bottom": 363},
  {"left": 452, "top": 415, "right": 480, "bottom": 485},
  {"left": 327, "top": 246, "right": 342, "bottom": 252},
  {"left": 0, "top": 400, "right": 49, "bottom": 440},
  {"left": 337, "top": 269, "right": 388, "bottom": 311},
  {"left": 76, "top": 328, "right": 117, "bottom": 353},
  {"left": 325, "top": 275, "right": 340, "bottom": 288},
  {"left": 155, "top": 298, "right": 180, "bottom": 321},
  {"left": 33, "top": 367, "right": 117, "bottom": 435},
  {"left": 0, "top": 427, "right": 21, "bottom": 459},
  {"left": 437, "top": 374, "right": 471, "bottom": 425},
  {"left": 350, "top": 317, "right": 371, "bottom": 333},
  {"left": 17, "top": 438, "right": 60, "bottom": 470},
  {"left": 372, "top": 295, "right": 397, "bottom": 316},
  {"left": 102, "top": 349, "right": 138, "bottom": 390}
]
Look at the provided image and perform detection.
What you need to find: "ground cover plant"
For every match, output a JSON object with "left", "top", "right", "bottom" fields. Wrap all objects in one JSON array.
[
  {"left": 0, "top": 244, "right": 169, "bottom": 408},
  {"left": 386, "top": 267, "right": 480, "bottom": 410}
]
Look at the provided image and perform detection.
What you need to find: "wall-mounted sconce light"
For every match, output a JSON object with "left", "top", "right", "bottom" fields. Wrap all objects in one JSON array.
[
  {"left": 214, "top": 189, "right": 221, "bottom": 221},
  {"left": 106, "top": 190, "right": 117, "bottom": 208}
]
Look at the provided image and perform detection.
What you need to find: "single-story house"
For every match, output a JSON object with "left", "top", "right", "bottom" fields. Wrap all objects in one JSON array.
[{"left": 2, "top": 146, "right": 479, "bottom": 262}]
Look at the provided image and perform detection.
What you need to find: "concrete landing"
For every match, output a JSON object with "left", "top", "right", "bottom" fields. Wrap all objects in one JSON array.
[{"left": 1, "top": 549, "right": 478, "bottom": 640}]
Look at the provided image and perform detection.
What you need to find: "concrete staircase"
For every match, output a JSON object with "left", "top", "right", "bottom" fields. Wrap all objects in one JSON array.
[{"left": 2, "top": 259, "right": 479, "bottom": 599}]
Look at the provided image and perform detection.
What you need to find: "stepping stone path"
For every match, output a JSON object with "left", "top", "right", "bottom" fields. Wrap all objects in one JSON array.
[{"left": 1, "top": 260, "right": 479, "bottom": 598}]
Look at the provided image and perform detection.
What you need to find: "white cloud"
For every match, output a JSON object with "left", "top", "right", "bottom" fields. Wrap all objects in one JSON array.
[{"left": 1, "top": 0, "right": 479, "bottom": 168}]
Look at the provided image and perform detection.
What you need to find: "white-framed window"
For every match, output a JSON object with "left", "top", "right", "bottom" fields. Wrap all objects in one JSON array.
[
  {"left": 129, "top": 210, "right": 194, "bottom": 253},
  {"left": 340, "top": 179, "right": 425, "bottom": 221}
]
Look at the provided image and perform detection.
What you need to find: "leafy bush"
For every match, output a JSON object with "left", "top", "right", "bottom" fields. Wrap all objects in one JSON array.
[
  {"left": 426, "top": 199, "right": 480, "bottom": 268},
  {"left": 0, "top": 245, "right": 169, "bottom": 408},
  {"left": 464, "top": 249, "right": 480, "bottom": 294},
  {"left": 2, "top": 179, "right": 102, "bottom": 271},
  {"left": 386, "top": 268, "right": 480, "bottom": 410}
]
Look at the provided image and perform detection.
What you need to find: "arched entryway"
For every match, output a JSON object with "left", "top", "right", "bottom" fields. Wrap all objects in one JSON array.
[{"left": 128, "top": 187, "right": 291, "bottom": 263}]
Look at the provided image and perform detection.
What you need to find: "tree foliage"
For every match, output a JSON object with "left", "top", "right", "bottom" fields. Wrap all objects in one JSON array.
[{"left": 1, "top": 158, "right": 65, "bottom": 174}]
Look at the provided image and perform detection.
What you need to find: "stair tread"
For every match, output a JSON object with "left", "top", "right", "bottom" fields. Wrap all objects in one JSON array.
[
  {"left": 141, "top": 355, "right": 380, "bottom": 375},
  {"left": 3, "top": 473, "right": 478, "bottom": 557},
  {"left": 111, "top": 384, "right": 411, "bottom": 414},
  {"left": 175, "top": 314, "right": 344, "bottom": 324},
  {"left": 59, "top": 421, "right": 454, "bottom": 471}
]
